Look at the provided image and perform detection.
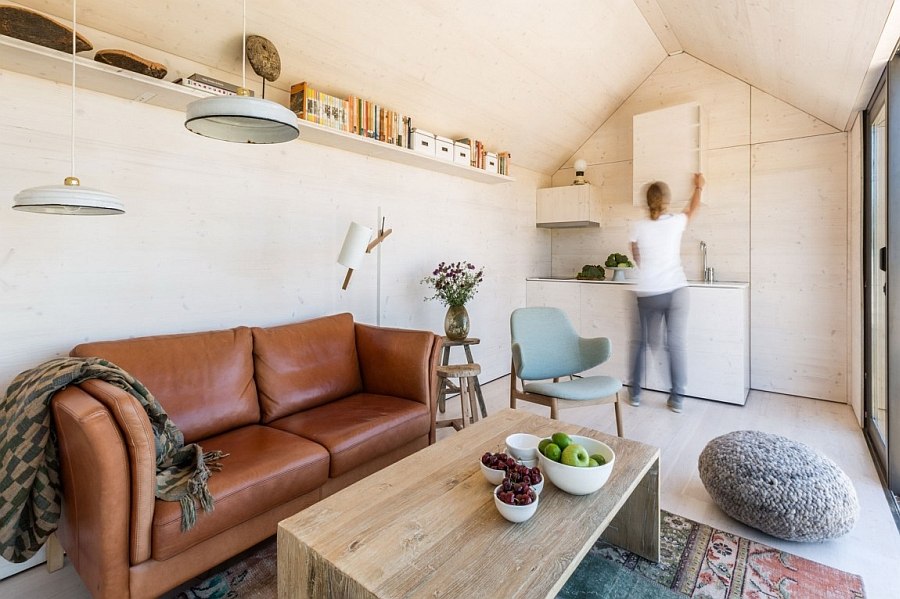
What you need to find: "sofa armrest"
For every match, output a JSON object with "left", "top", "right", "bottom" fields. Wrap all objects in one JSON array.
[
  {"left": 52, "top": 387, "right": 136, "bottom": 598},
  {"left": 355, "top": 323, "right": 442, "bottom": 441},
  {"left": 76, "top": 380, "right": 157, "bottom": 564}
]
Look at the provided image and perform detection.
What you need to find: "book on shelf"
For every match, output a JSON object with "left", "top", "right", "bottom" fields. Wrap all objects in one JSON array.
[
  {"left": 498, "top": 151, "right": 511, "bottom": 176},
  {"left": 175, "top": 74, "right": 255, "bottom": 97}
]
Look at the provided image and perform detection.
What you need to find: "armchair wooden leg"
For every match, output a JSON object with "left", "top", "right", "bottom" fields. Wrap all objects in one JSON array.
[
  {"left": 550, "top": 398, "right": 559, "bottom": 420},
  {"left": 614, "top": 392, "right": 624, "bottom": 437},
  {"left": 46, "top": 532, "right": 64, "bottom": 572},
  {"left": 509, "top": 360, "right": 517, "bottom": 410}
]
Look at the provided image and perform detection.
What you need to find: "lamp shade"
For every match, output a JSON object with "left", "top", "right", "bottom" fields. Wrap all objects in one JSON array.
[
  {"left": 574, "top": 159, "right": 587, "bottom": 174},
  {"left": 185, "top": 94, "right": 299, "bottom": 143},
  {"left": 13, "top": 178, "right": 124, "bottom": 215},
  {"left": 337, "top": 222, "right": 373, "bottom": 269}
]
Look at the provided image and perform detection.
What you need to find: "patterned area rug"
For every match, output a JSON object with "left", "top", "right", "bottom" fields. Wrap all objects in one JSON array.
[{"left": 172, "top": 511, "right": 865, "bottom": 599}]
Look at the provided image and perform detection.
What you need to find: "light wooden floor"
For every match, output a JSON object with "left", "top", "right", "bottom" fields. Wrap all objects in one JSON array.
[{"left": 3, "top": 378, "right": 899, "bottom": 599}]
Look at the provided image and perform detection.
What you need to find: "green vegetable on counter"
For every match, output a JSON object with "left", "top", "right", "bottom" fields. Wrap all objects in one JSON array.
[
  {"left": 576, "top": 265, "right": 606, "bottom": 280},
  {"left": 605, "top": 252, "right": 633, "bottom": 268}
]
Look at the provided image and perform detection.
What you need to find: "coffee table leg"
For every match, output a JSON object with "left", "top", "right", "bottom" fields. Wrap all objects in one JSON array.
[{"left": 600, "top": 456, "right": 660, "bottom": 562}]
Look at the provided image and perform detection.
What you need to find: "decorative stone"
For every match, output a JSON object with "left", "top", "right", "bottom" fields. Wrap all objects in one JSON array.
[
  {"left": 0, "top": 6, "right": 92, "bottom": 53},
  {"left": 94, "top": 49, "right": 167, "bottom": 79},
  {"left": 246, "top": 34, "right": 281, "bottom": 82},
  {"left": 699, "top": 430, "right": 859, "bottom": 542}
]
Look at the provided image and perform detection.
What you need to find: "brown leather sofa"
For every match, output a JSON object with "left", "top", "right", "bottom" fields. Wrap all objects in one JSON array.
[{"left": 50, "top": 313, "right": 441, "bottom": 598}]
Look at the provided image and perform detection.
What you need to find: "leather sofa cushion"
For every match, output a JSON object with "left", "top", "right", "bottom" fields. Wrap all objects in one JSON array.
[
  {"left": 72, "top": 327, "right": 259, "bottom": 444},
  {"left": 151, "top": 425, "right": 329, "bottom": 561},
  {"left": 253, "top": 313, "right": 363, "bottom": 422},
  {"left": 268, "top": 393, "right": 431, "bottom": 478}
]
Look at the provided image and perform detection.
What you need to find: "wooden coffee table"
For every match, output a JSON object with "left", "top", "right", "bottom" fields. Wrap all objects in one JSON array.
[{"left": 278, "top": 408, "right": 660, "bottom": 598}]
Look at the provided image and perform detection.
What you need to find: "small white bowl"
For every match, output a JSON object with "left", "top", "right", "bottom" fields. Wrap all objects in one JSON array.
[
  {"left": 479, "top": 460, "right": 507, "bottom": 485},
  {"left": 505, "top": 433, "right": 541, "bottom": 462},
  {"left": 493, "top": 485, "right": 539, "bottom": 523},
  {"left": 537, "top": 434, "right": 615, "bottom": 495}
]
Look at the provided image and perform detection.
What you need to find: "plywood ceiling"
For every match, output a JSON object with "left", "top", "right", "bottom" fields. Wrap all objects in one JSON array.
[{"left": 6, "top": 1, "right": 898, "bottom": 174}]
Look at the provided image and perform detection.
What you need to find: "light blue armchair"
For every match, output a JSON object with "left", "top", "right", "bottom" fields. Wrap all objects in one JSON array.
[{"left": 510, "top": 307, "right": 623, "bottom": 436}]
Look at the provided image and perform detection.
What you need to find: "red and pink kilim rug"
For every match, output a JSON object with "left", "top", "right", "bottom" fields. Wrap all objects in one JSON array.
[{"left": 576, "top": 510, "right": 866, "bottom": 599}]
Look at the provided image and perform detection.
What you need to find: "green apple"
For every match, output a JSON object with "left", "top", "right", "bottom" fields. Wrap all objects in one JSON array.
[
  {"left": 543, "top": 442, "right": 562, "bottom": 462},
  {"left": 588, "top": 458, "right": 600, "bottom": 467},
  {"left": 538, "top": 438, "right": 552, "bottom": 454},
  {"left": 561, "top": 443, "right": 590, "bottom": 467},
  {"left": 551, "top": 432, "right": 572, "bottom": 451},
  {"left": 590, "top": 453, "right": 607, "bottom": 466}
]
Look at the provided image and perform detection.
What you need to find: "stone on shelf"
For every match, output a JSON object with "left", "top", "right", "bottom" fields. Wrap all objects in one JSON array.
[
  {"left": 246, "top": 34, "right": 281, "bottom": 82},
  {"left": 94, "top": 49, "right": 167, "bottom": 79},
  {"left": 0, "top": 6, "right": 92, "bottom": 53}
]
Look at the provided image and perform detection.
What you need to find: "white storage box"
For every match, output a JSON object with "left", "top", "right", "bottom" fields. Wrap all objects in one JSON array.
[
  {"left": 434, "top": 136, "right": 454, "bottom": 162},
  {"left": 410, "top": 128, "right": 435, "bottom": 156},
  {"left": 484, "top": 152, "right": 498, "bottom": 173},
  {"left": 454, "top": 141, "right": 471, "bottom": 166}
]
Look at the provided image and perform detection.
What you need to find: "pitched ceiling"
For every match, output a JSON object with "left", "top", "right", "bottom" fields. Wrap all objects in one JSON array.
[{"left": 6, "top": 1, "right": 899, "bottom": 174}]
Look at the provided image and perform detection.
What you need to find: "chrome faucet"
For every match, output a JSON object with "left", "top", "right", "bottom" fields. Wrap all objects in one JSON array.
[
  {"left": 700, "top": 241, "right": 707, "bottom": 275},
  {"left": 700, "top": 241, "right": 713, "bottom": 282}
]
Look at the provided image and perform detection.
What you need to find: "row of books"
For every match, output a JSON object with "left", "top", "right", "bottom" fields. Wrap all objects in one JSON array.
[
  {"left": 290, "top": 82, "right": 411, "bottom": 147},
  {"left": 174, "top": 73, "right": 254, "bottom": 97},
  {"left": 289, "top": 81, "right": 508, "bottom": 174}
]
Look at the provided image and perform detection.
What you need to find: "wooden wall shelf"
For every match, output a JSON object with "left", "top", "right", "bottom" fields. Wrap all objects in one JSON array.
[{"left": 0, "top": 34, "right": 514, "bottom": 184}]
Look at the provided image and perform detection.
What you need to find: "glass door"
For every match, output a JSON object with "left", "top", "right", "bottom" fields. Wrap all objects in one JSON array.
[{"left": 866, "top": 59, "right": 900, "bottom": 495}]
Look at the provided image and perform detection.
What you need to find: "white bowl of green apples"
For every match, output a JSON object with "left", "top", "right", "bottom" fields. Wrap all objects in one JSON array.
[{"left": 537, "top": 432, "right": 615, "bottom": 495}]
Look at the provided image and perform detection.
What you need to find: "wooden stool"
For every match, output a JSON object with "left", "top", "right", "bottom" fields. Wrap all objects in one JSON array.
[
  {"left": 437, "top": 337, "right": 487, "bottom": 418},
  {"left": 435, "top": 364, "right": 482, "bottom": 431}
]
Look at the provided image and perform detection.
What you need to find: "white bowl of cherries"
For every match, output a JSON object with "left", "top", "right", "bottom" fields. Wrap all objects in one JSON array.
[
  {"left": 480, "top": 452, "right": 543, "bottom": 494},
  {"left": 494, "top": 480, "right": 539, "bottom": 523}
]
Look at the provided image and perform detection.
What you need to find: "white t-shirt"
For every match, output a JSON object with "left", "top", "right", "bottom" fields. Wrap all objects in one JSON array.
[{"left": 629, "top": 213, "right": 688, "bottom": 296}]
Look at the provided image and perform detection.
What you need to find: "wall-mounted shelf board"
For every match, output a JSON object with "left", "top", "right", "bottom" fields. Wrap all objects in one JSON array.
[
  {"left": 0, "top": 34, "right": 514, "bottom": 184},
  {"left": 0, "top": 34, "right": 207, "bottom": 110},
  {"left": 295, "top": 119, "right": 514, "bottom": 184}
]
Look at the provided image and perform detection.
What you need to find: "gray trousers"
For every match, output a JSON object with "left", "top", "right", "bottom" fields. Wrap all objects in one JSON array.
[{"left": 630, "top": 287, "right": 689, "bottom": 398}]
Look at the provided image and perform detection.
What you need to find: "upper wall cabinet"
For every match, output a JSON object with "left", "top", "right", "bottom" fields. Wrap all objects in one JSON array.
[
  {"left": 536, "top": 183, "right": 601, "bottom": 228},
  {"left": 633, "top": 102, "right": 705, "bottom": 206}
]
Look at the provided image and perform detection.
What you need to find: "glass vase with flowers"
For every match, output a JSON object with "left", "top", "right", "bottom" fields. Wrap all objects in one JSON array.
[{"left": 421, "top": 261, "right": 485, "bottom": 340}]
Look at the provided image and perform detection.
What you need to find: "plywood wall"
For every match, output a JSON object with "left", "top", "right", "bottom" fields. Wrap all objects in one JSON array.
[
  {"left": 0, "top": 69, "right": 549, "bottom": 396},
  {"left": 549, "top": 53, "right": 850, "bottom": 403}
]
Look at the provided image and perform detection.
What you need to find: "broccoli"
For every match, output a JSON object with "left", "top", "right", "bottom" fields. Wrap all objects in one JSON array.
[
  {"left": 576, "top": 265, "right": 605, "bottom": 280},
  {"left": 605, "top": 253, "right": 633, "bottom": 268}
]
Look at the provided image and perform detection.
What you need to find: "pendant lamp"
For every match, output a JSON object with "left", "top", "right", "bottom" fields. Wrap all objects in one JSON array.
[
  {"left": 12, "top": 0, "right": 124, "bottom": 215},
  {"left": 184, "top": 0, "right": 298, "bottom": 143}
]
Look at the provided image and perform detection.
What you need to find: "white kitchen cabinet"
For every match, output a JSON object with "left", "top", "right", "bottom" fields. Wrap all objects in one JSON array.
[
  {"left": 525, "top": 279, "right": 749, "bottom": 404},
  {"left": 535, "top": 183, "right": 601, "bottom": 228},
  {"left": 633, "top": 102, "right": 706, "bottom": 207}
]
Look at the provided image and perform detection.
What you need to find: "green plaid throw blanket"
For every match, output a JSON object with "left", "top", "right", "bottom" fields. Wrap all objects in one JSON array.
[{"left": 0, "top": 357, "right": 226, "bottom": 563}]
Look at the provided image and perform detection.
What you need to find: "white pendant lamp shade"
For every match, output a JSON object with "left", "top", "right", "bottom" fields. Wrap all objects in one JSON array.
[
  {"left": 183, "top": 0, "right": 299, "bottom": 144},
  {"left": 11, "top": 0, "right": 123, "bottom": 215},
  {"left": 14, "top": 177, "right": 124, "bottom": 215},
  {"left": 185, "top": 93, "right": 299, "bottom": 143}
]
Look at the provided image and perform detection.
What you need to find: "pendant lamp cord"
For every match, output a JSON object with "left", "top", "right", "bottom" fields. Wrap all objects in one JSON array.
[
  {"left": 70, "top": 0, "right": 77, "bottom": 178},
  {"left": 241, "top": 0, "right": 247, "bottom": 88}
]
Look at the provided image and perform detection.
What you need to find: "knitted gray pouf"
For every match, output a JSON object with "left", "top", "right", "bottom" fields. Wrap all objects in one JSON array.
[{"left": 698, "top": 430, "right": 859, "bottom": 542}]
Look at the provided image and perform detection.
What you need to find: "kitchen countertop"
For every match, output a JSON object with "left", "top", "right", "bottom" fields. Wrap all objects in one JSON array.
[{"left": 527, "top": 277, "right": 749, "bottom": 289}]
